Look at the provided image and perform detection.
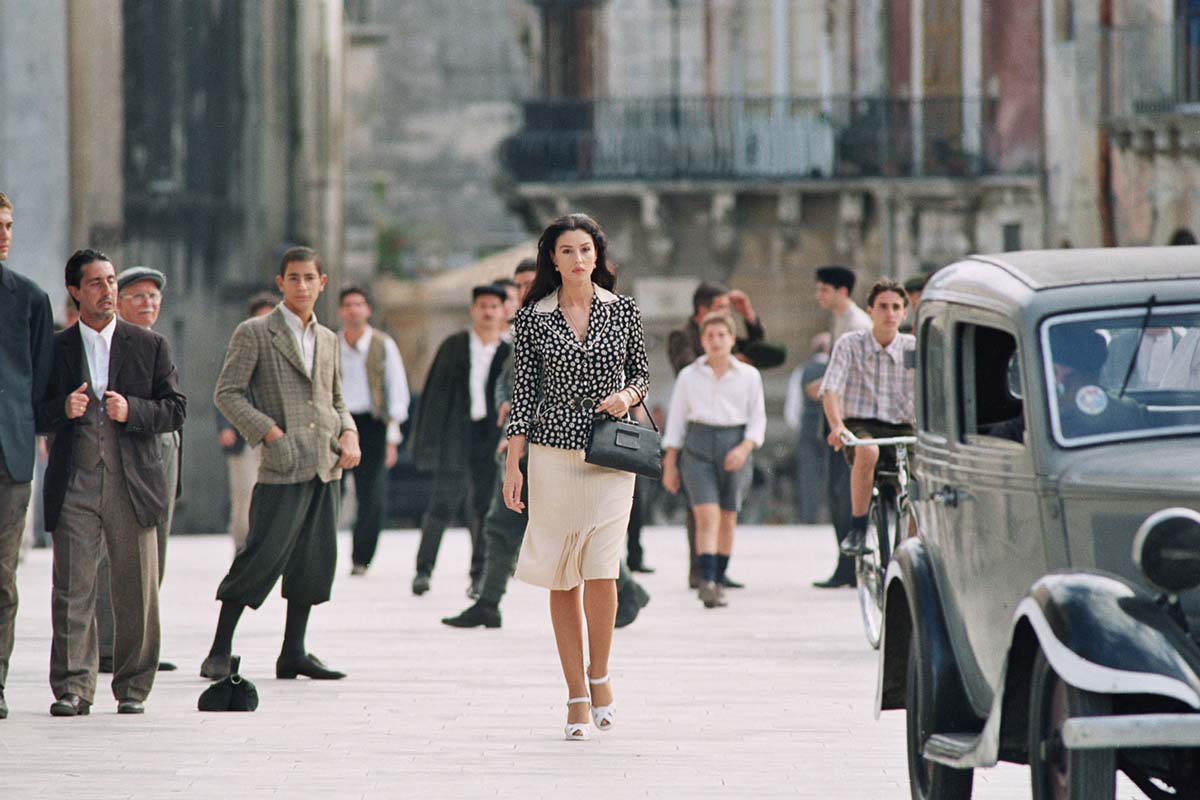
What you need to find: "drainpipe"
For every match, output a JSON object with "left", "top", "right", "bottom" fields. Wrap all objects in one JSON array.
[{"left": 1098, "top": 0, "right": 1117, "bottom": 247}]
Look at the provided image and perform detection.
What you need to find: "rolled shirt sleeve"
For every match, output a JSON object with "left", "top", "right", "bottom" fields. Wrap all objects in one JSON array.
[{"left": 819, "top": 333, "right": 854, "bottom": 399}]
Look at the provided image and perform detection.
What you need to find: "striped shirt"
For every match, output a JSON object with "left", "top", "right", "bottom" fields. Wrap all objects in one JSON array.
[{"left": 819, "top": 329, "right": 916, "bottom": 425}]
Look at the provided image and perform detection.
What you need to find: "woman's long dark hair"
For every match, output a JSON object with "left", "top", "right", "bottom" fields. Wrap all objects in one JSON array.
[{"left": 523, "top": 213, "right": 616, "bottom": 307}]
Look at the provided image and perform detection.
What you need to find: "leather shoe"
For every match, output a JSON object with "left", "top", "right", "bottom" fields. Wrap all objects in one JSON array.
[
  {"left": 412, "top": 574, "right": 431, "bottom": 596},
  {"left": 615, "top": 580, "right": 651, "bottom": 628},
  {"left": 466, "top": 578, "right": 481, "bottom": 600},
  {"left": 442, "top": 601, "right": 501, "bottom": 629},
  {"left": 50, "top": 693, "right": 91, "bottom": 717},
  {"left": 276, "top": 652, "right": 346, "bottom": 680},
  {"left": 158, "top": 660, "right": 177, "bottom": 672},
  {"left": 0, "top": 688, "right": 8, "bottom": 720},
  {"left": 720, "top": 576, "right": 745, "bottom": 589},
  {"left": 350, "top": 564, "right": 367, "bottom": 576},
  {"left": 98, "top": 655, "right": 113, "bottom": 674},
  {"left": 812, "top": 575, "right": 855, "bottom": 589},
  {"left": 117, "top": 700, "right": 145, "bottom": 714},
  {"left": 200, "top": 653, "right": 233, "bottom": 681},
  {"left": 629, "top": 562, "right": 656, "bottom": 574}
]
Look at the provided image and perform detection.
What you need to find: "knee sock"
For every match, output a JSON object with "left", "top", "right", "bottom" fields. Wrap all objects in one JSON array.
[
  {"left": 210, "top": 602, "right": 245, "bottom": 657},
  {"left": 698, "top": 553, "right": 718, "bottom": 583},
  {"left": 282, "top": 602, "right": 311, "bottom": 658},
  {"left": 715, "top": 554, "right": 730, "bottom": 583},
  {"left": 851, "top": 514, "right": 869, "bottom": 532}
]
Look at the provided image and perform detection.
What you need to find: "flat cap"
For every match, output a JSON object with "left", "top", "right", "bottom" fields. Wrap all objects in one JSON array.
[{"left": 117, "top": 266, "right": 166, "bottom": 292}]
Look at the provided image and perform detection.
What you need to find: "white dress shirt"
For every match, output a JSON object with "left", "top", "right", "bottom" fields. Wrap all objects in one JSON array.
[
  {"left": 468, "top": 329, "right": 500, "bottom": 422},
  {"left": 279, "top": 302, "right": 317, "bottom": 377},
  {"left": 338, "top": 327, "right": 411, "bottom": 444},
  {"left": 79, "top": 316, "right": 117, "bottom": 399},
  {"left": 663, "top": 355, "right": 767, "bottom": 449},
  {"left": 1136, "top": 330, "right": 1174, "bottom": 388}
]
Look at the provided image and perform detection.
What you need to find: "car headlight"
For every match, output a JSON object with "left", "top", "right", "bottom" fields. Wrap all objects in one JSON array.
[{"left": 1133, "top": 508, "right": 1200, "bottom": 594}]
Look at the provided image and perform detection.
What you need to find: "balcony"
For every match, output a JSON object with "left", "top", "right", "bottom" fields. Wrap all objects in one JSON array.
[
  {"left": 1107, "top": 23, "right": 1200, "bottom": 117},
  {"left": 501, "top": 95, "right": 1025, "bottom": 184}
]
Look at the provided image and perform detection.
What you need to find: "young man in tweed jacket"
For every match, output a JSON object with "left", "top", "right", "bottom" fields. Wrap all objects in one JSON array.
[{"left": 202, "top": 247, "right": 360, "bottom": 682}]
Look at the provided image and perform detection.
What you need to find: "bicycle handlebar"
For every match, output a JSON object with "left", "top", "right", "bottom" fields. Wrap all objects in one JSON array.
[{"left": 838, "top": 431, "right": 918, "bottom": 447}]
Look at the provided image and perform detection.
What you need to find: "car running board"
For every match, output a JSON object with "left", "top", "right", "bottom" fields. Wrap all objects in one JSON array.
[
  {"left": 925, "top": 713, "right": 1200, "bottom": 768},
  {"left": 923, "top": 733, "right": 983, "bottom": 767}
]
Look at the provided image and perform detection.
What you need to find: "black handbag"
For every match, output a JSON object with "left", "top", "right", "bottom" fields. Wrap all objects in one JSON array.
[
  {"left": 585, "top": 403, "right": 664, "bottom": 480},
  {"left": 197, "top": 656, "right": 259, "bottom": 712}
]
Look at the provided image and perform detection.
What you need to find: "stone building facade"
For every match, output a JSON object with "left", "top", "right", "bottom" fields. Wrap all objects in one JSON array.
[
  {"left": 2, "top": 1, "right": 345, "bottom": 534},
  {"left": 500, "top": 0, "right": 1045, "bottom": 448}
]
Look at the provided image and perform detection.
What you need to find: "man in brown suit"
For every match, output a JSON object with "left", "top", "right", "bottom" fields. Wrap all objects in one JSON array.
[
  {"left": 37, "top": 249, "right": 187, "bottom": 716},
  {"left": 202, "top": 247, "right": 360, "bottom": 682}
]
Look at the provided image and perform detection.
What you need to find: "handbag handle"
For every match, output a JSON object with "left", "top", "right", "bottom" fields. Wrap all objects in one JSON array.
[{"left": 598, "top": 397, "right": 659, "bottom": 433}]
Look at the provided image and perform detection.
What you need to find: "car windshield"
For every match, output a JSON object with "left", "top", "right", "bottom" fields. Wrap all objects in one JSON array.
[{"left": 1043, "top": 306, "right": 1200, "bottom": 446}]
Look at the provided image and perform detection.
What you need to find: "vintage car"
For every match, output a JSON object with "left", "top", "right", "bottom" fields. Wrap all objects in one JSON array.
[{"left": 877, "top": 247, "right": 1200, "bottom": 799}]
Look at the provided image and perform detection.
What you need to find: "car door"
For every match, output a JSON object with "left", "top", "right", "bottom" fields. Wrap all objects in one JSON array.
[{"left": 935, "top": 314, "right": 1047, "bottom": 710}]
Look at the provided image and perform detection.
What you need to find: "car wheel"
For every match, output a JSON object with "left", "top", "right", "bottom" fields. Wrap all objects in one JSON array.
[
  {"left": 906, "top": 635, "right": 974, "bottom": 800},
  {"left": 1028, "top": 649, "right": 1116, "bottom": 800},
  {"left": 857, "top": 487, "right": 895, "bottom": 649}
]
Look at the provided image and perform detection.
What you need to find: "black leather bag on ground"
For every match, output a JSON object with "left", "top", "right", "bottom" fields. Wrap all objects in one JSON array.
[
  {"left": 585, "top": 404, "right": 664, "bottom": 480},
  {"left": 198, "top": 656, "right": 259, "bottom": 712}
]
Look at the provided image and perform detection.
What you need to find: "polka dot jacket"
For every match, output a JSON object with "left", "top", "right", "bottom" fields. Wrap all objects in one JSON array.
[{"left": 506, "top": 285, "right": 650, "bottom": 450}]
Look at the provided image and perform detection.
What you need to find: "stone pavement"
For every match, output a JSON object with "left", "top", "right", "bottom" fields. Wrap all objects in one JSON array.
[{"left": 2, "top": 525, "right": 1147, "bottom": 799}]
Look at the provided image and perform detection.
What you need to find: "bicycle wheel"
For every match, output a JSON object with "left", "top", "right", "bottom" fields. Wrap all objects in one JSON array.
[{"left": 856, "top": 486, "right": 896, "bottom": 649}]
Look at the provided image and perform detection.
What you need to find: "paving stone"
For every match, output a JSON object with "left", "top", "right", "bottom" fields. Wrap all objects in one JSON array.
[{"left": 1, "top": 525, "right": 1149, "bottom": 798}]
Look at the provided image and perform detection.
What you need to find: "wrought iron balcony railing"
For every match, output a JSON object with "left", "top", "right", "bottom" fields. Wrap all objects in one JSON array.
[
  {"left": 1105, "top": 23, "right": 1200, "bottom": 117},
  {"left": 501, "top": 95, "right": 1028, "bottom": 183}
]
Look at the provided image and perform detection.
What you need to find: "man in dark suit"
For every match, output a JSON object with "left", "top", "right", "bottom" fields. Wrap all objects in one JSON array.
[
  {"left": 36, "top": 249, "right": 186, "bottom": 716},
  {"left": 410, "top": 285, "right": 510, "bottom": 598},
  {"left": 0, "top": 192, "right": 55, "bottom": 720}
]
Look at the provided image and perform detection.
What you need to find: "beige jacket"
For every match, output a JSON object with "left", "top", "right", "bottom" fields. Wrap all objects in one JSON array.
[{"left": 214, "top": 306, "right": 356, "bottom": 484}]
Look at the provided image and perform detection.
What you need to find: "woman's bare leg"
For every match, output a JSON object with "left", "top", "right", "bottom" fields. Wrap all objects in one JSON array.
[
  {"left": 583, "top": 578, "right": 617, "bottom": 710},
  {"left": 550, "top": 586, "right": 589, "bottom": 724}
]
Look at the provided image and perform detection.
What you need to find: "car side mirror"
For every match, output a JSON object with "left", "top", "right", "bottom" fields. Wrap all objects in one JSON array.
[{"left": 1133, "top": 508, "right": 1200, "bottom": 594}]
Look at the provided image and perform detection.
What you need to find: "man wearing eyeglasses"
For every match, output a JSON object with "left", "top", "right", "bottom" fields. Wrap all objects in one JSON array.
[{"left": 97, "top": 267, "right": 179, "bottom": 674}]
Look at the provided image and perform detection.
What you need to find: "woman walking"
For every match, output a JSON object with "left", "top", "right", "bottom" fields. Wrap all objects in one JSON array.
[
  {"left": 661, "top": 312, "right": 765, "bottom": 608},
  {"left": 503, "top": 213, "right": 649, "bottom": 741}
]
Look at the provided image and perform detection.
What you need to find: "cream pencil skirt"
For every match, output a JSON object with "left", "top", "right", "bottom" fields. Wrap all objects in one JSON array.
[{"left": 514, "top": 444, "right": 636, "bottom": 590}]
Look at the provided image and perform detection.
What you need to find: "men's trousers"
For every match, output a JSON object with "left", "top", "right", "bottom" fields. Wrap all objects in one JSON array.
[
  {"left": 795, "top": 432, "right": 829, "bottom": 524},
  {"left": 349, "top": 414, "right": 388, "bottom": 568},
  {"left": 826, "top": 446, "right": 855, "bottom": 584},
  {"left": 216, "top": 477, "right": 340, "bottom": 609},
  {"left": 96, "top": 430, "right": 177, "bottom": 659},
  {"left": 626, "top": 478, "right": 647, "bottom": 569},
  {"left": 0, "top": 457, "right": 32, "bottom": 691},
  {"left": 415, "top": 421, "right": 497, "bottom": 581},
  {"left": 50, "top": 463, "right": 160, "bottom": 704},
  {"left": 226, "top": 445, "right": 259, "bottom": 552},
  {"left": 478, "top": 456, "right": 527, "bottom": 605}
]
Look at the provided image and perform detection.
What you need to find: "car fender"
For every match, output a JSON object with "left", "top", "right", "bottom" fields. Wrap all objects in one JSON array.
[
  {"left": 1015, "top": 572, "right": 1200, "bottom": 709},
  {"left": 876, "top": 537, "right": 979, "bottom": 737},
  {"left": 939, "top": 571, "right": 1200, "bottom": 769}
]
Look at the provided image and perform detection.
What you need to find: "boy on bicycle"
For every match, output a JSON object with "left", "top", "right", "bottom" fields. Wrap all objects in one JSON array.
[{"left": 819, "top": 278, "right": 915, "bottom": 556}]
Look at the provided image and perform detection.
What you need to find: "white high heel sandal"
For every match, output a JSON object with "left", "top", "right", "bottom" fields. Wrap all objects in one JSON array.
[
  {"left": 588, "top": 673, "right": 615, "bottom": 731},
  {"left": 564, "top": 697, "right": 592, "bottom": 741}
]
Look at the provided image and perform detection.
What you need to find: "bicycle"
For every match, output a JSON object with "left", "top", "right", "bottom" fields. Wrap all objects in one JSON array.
[{"left": 838, "top": 431, "right": 918, "bottom": 650}]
